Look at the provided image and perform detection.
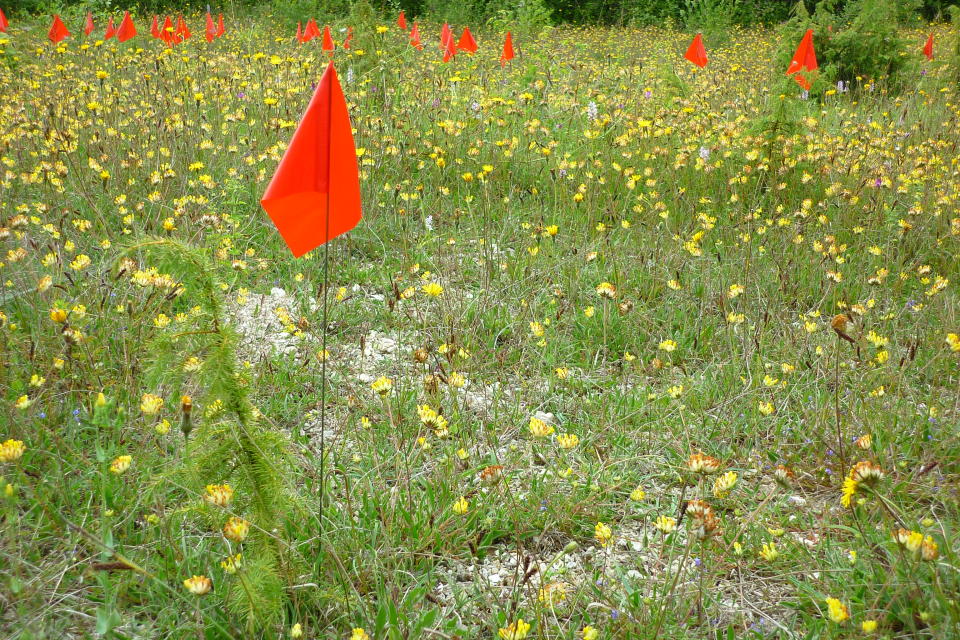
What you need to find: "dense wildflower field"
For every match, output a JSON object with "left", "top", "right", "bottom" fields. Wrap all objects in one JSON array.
[{"left": 1, "top": 13, "right": 959, "bottom": 640}]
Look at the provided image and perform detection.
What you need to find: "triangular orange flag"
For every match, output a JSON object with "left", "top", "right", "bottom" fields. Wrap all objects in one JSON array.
[
  {"left": 440, "top": 22, "right": 451, "bottom": 50},
  {"left": 151, "top": 15, "right": 160, "bottom": 38},
  {"left": 923, "top": 33, "right": 934, "bottom": 60},
  {"left": 343, "top": 26, "right": 354, "bottom": 50},
  {"left": 175, "top": 15, "right": 190, "bottom": 40},
  {"left": 410, "top": 21, "right": 423, "bottom": 50},
  {"left": 500, "top": 31, "right": 514, "bottom": 67},
  {"left": 684, "top": 33, "right": 708, "bottom": 68},
  {"left": 49, "top": 14, "right": 70, "bottom": 43},
  {"left": 296, "top": 22, "right": 303, "bottom": 43},
  {"left": 261, "top": 62, "right": 363, "bottom": 258},
  {"left": 304, "top": 18, "right": 319, "bottom": 42},
  {"left": 786, "top": 28, "right": 817, "bottom": 75},
  {"left": 161, "top": 16, "right": 174, "bottom": 45},
  {"left": 397, "top": 10, "right": 407, "bottom": 31},
  {"left": 216, "top": 13, "right": 225, "bottom": 37},
  {"left": 786, "top": 29, "right": 817, "bottom": 89},
  {"left": 205, "top": 12, "right": 216, "bottom": 42},
  {"left": 104, "top": 17, "right": 116, "bottom": 40},
  {"left": 443, "top": 31, "right": 456, "bottom": 62},
  {"left": 458, "top": 27, "right": 477, "bottom": 53},
  {"left": 322, "top": 25, "right": 334, "bottom": 53},
  {"left": 117, "top": 11, "right": 136, "bottom": 43},
  {"left": 0, "top": 8, "right": 7, "bottom": 33},
  {"left": 84, "top": 12, "right": 94, "bottom": 36}
]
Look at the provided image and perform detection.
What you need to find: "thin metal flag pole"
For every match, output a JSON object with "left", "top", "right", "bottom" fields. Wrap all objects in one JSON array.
[{"left": 318, "top": 69, "right": 334, "bottom": 558}]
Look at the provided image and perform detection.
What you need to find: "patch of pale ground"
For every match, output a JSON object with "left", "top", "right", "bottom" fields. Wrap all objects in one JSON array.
[{"left": 230, "top": 285, "right": 834, "bottom": 637}]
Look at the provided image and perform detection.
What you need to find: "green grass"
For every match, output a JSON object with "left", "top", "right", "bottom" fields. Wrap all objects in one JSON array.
[{"left": 1, "top": 13, "right": 960, "bottom": 640}]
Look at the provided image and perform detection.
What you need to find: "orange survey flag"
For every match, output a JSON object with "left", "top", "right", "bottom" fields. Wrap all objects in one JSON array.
[
  {"left": 923, "top": 33, "right": 934, "bottom": 60},
  {"left": 0, "top": 8, "right": 7, "bottom": 33},
  {"left": 261, "top": 62, "right": 363, "bottom": 258},
  {"left": 684, "top": 33, "right": 708, "bottom": 68},
  {"left": 205, "top": 12, "right": 216, "bottom": 42},
  {"left": 786, "top": 28, "right": 817, "bottom": 89},
  {"left": 322, "top": 25, "right": 334, "bottom": 54},
  {"left": 410, "top": 21, "right": 423, "bottom": 49},
  {"left": 117, "top": 11, "right": 136, "bottom": 43},
  {"left": 458, "top": 27, "right": 477, "bottom": 53},
  {"left": 49, "top": 14, "right": 70, "bottom": 43},
  {"left": 161, "top": 16, "right": 174, "bottom": 45},
  {"left": 443, "top": 31, "right": 456, "bottom": 62},
  {"left": 500, "top": 31, "right": 514, "bottom": 67},
  {"left": 104, "top": 17, "right": 116, "bottom": 40},
  {"left": 440, "top": 22, "right": 451, "bottom": 50},
  {"left": 343, "top": 26, "right": 354, "bottom": 50},
  {"left": 150, "top": 15, "right": 160, "bottom": 38},
  {"left": 216, "top": 13, "right": 225, "bottom": 37},
  {"left": 397, "top": 10, "right": 407, "bottom": 31},
  {"left": 84, "top": 12, "right": 94, "bottom": 36},
  {"left": 175, "top": 15, "right": 190, "bottom": 40},
  {"left": 296, "top": 22, "right": 303, "bottom": 43},
  {"left": 304, "top": 18, "right": 319, "bottom": 42}
]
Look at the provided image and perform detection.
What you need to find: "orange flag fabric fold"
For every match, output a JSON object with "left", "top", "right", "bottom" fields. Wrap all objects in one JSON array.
[
  {"left": 786, "top": 28, "right": 817, "bottom": 89},
  {"left": 410, "top": 21, "right": 423, "bottom": 49},
  {"left": 500, "top": 31, "right": 514, "bottom": 67},
  {"left": 923, "top": 33, "right": 934, "bottom": 60},
  {"left": 205, "top": 12, "right": 216, "bottom": 42},
  {"left": 458, "top": 27, "right": 478, "bottom": 53},
  {"left": 260, "top": 62, "right": 363, "bottom": 257},
  {"left": 49, "top": 15, "right": 70, "bottom": 43},
  {"left": 117, "top": 11, "right": 136, "bottom": 43},
  {"left": 322, "top": 25, "right": 334, "bottom": 53},
  {"left": 684, "top": 33, "right": 708, "bottom": 68}
]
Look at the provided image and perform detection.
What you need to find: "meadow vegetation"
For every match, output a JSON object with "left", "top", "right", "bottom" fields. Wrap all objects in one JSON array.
[{"left": 1, "top": 6, "right": 960, "bottom": 640}]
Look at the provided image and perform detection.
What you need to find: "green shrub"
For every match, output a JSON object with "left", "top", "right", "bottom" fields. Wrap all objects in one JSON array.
[{"left": 775, "top": 0, "right": 918, "bottom": 94}]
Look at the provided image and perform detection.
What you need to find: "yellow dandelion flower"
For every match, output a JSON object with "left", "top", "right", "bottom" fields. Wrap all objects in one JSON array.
[
  {"left": 825, "top": 598, "right": 849, "bottom": 624},
  {"left": 0, "top": 439, "right": 26, "bottom": 463},
  {"left": 184, "top": 575, "right": 212, "bottom": 595}
]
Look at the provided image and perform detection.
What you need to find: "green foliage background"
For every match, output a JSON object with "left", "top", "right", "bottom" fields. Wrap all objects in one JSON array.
[{"left": 1, "top": 0, "right": 956, "bottom": 25}]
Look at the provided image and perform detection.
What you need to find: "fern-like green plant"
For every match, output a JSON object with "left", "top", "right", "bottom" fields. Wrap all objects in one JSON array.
[{"left": 117, "top": 237, "right": 300, "bottom": 635}]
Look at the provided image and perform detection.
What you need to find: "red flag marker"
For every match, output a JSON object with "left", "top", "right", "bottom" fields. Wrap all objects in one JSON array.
[
  {"left": 443, "top": 31, "right": 456, "bottom": 62},
  {"left": 458, "top": 27, "right": 477, "bottom": 53},
  {"left": 343, "top": 26, "right": 354, "bottom": 50},
  {"left": 205, "top": 12, "right": 216, "bottom": 42},
  {"left": 397, "top": 10, "right": 407, "bottom": 31},
  {"left": 923, "top": 33, "right": 934, "bottom": 60},
  {"left": 786, "top": 29, "right": 817, "bottom": 74},
  {"left": 296, "top": 22, "right": 303, "bottom": 43},
  {"left": 104, "top": 17, "right": 116, "bottom": 40},
  {"left": 49, "top": 14, "right": 70, "bottom": 43},
  {"left": 161, "top": 16, "right": 174, "bottom": 45},
  {"left": 150, "top": 15, "right": 160, "bottom": 38},
  {"left": 261, "top": 62, "right": 363, "bottom": 257},
  {"left": 84, "top": 12, "right": 94, "bottom": 36},
  {"left": 175, "top": 15, "right": 190, "bottom": 40},
  {"left": 0, "top": 8, "right": 7, "bottom": 33},
  {"left": 322, "top": 25, "right": 334, "bottom": 54},
  {"left": 440, "top": 22, "right": 451, "bottom": 50},
  {"left": 117, "top": 11, "right": 136, "bottom": 43},
  {"left": 410, "top": 21, "right": 423, "bottom": 50},
  {"left": 216, "top": 13, "right": 225, "bottom": 37},
  {"left": 500, "top": 31, "right": 514, "bottom": 67},
  {"left": 304, "top": 18, "right": 319, "bottom": 43},
  {"left": 786, "top": 28, "right": 817, "bottom": 89},
  {"left": 684, "top": 33, "right": 708, "bottom": 68}
]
